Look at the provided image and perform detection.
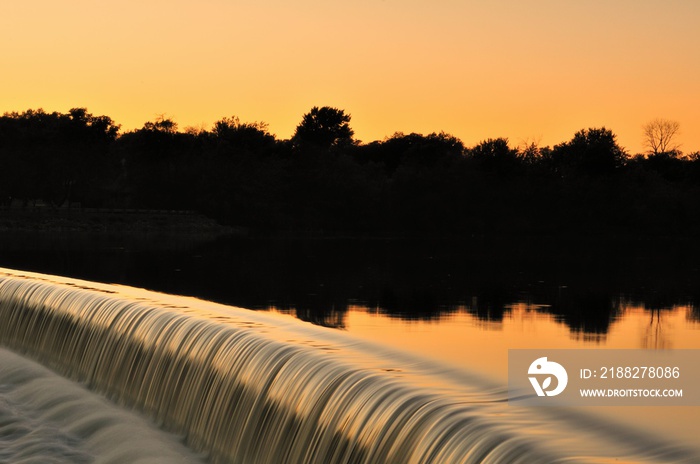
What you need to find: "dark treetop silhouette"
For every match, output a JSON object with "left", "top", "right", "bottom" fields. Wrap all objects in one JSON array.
[{"left": 1, "top": 106, "right": 700, "bottom": 236}]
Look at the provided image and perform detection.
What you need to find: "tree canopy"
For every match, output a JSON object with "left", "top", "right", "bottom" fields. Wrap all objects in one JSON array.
[
  {"left": 291, "top": 106, "right": 354, "bottom": 151},
  {"left": 552, "top": 127, "right": 627, "bottom": 176},
  {"left": 2, "top": 106, "right": 699, "bottom": 237}
]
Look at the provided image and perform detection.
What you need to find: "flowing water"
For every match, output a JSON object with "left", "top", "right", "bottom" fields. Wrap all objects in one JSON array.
[
  {"left": 1, "top": 236, "right": 700, "bottom": 462},
  {"left": 0, "top": 347, "right": 206, "bottom": 464},
  {"left": 0, "top": 267, "right": 699, "bottom": 463}
]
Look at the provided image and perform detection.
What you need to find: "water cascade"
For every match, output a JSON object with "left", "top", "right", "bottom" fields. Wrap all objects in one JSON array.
[{"left": 0, "top": 268, "right": 696, "bottom": 463}]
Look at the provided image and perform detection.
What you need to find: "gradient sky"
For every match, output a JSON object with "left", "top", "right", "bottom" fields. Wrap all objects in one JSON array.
[{"left": 2, "top": 0, "right": 698, "bottom": 154}]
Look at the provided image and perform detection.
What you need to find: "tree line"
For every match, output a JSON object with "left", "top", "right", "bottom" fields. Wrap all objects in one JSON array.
[{"left": 1, "top": 106, "right": 698, "bottom": 236}]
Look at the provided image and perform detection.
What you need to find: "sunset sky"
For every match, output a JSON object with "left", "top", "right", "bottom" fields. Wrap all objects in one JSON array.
[{"left": 2, "top": 0, "right": 698, "bottom": 154}]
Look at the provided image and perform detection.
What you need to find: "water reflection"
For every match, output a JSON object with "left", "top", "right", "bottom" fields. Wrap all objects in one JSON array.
[
  {"left": 2, "top": 233, "right": 700, "bottom": 339},
  {"left": 4, "top": 269, "right": 696, "bottom": 463},
  {"left": 312, "top": 301, "right": 700, "bottom": 451},
  {"left": 640, "top": 307, "right": 667, "bottom": 349},
  {"left": 262, "top": 293, "right": 696, "bottom": 350},
  {"left": 2, "top": 235, "right": 700, "bottom": 459},
  {"left": 262, "top": 300, "right": 700, "bottom": 406},
  {"left": 296, "top": 303, "right": 700, "bottom": 381}
]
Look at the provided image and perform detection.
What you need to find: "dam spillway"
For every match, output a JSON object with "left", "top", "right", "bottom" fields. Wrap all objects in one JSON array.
[{"left": 0, "top": 268, "right": 696, "bottom": 463}]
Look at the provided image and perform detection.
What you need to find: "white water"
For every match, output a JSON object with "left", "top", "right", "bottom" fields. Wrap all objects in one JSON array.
[
  {"left": 0, "top": 268, "right": 698, "bottom": 463},
  {"left": 0, "top": 347, "right": 206, "bottom": 463}
]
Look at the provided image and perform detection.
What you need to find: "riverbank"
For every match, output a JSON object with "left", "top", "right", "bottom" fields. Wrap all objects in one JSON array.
[
  {"left": 4, "top": 208, "right": 700, "bottom": 245},
  {"left": 0, "top": 208, "right": 243, "bottom": 236}
]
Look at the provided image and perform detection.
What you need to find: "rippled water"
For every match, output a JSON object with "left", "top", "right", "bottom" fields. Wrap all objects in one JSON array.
[{"left": 1, "top": 268, "right": 699, "bottom": 463}]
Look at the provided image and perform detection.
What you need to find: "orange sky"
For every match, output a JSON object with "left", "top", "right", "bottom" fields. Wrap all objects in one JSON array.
[{"left": 1, "top": 0, "right": 698, "bottom": 154}]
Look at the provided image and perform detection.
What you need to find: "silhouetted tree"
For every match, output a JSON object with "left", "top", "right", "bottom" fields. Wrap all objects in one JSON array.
[
  {"left": 291, "top": 106, "right": 354, "bottom": 151},
  {"left": 360, "top": 132, "right": 464, "bottom": 174},
  {"left": 383, "top": 143, "right": 465, "bottom": 231},
  {"left": 113, "top": 116, "right": 206, "bottom": 209},
  {"left": 4, "top": 105, "right": 700, "bottom": 237},
  {"left": 143, "top": 115, "right": 178, "bottom": 133},
  {"left": 0, "top": 108, "right": 120, "bottom": 207},
  {"left": 643, "top": 151, "right": 687, "bottom": 182},
  {"left": 212, "top": 116, "right": 276, "bottom": 156},
  {"left": 643, "top": 118, "right": 681, "bottom": 155},
  {"left": 467, "top": 138, "right": 521, "bottom": 175},
  {"left": 516, "top": 138, "right": 551, "bottom": 167},
  {"left": 552, "top": 127, "right": 627, "bottom": 177}
]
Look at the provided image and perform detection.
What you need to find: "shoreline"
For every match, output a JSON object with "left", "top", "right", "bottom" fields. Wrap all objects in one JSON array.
[
  {"left": 0, "top": 208, "right": 243, "bottom": 236},
  {"left": 2, "top": 208, "right": 699, "bottom": 245}
]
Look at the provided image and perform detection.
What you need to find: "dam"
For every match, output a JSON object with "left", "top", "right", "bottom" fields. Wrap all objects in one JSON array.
[{"left": 0, "top": 267, "right": 697, "bottom": 463}]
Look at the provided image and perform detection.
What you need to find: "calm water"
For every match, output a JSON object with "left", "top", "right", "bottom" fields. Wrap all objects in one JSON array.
[{"left": 1, "top": 233, "right": 699, "bottom": 461}]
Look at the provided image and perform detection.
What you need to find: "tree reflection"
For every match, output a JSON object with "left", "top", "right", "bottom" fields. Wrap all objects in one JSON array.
[
  {"left": 547, "top": 289, "right": 621, "bottom": 335},
  {"left": 3, "top": 235, "right": 700, "bottom": 338},
  {"left": 642, "top": 307, "right": 670, "bottom": 349},
  {"left": 293, "top": 305, "right": 348, "bottom": 329},
  {"left": 688, "top": 305, "right": 700, "bottom": 323}
]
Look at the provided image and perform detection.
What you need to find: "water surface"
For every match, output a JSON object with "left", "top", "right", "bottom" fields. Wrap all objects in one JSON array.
[{"left": 1, "top": 234, "right": 699, "bottom": 461}]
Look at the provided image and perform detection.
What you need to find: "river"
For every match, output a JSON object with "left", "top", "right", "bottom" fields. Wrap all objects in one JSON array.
[{"left": 0, "top": 233, "right": 698, "bottom": 462}]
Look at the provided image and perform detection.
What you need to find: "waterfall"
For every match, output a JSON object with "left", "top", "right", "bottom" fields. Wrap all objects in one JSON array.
[
  {"left": 0, "top": 268, "right": 695, "bottom": 463},
  {"left": 0, "top": 346, "right": 207, "bottom": 464}
]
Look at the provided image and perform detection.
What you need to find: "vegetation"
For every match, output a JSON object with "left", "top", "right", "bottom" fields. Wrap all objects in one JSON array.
[
  {"left": 1, "top": 106, "right": 699, "bottom": 236},
  {"left": 642, "top": 118, "right": 681, "bottom": 155}
]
